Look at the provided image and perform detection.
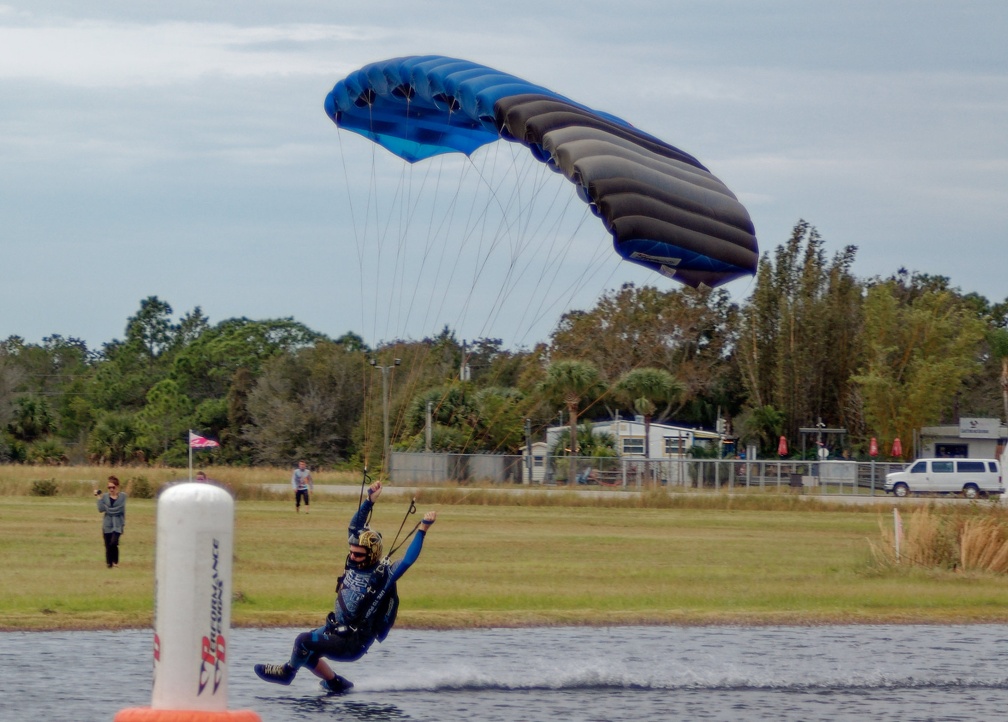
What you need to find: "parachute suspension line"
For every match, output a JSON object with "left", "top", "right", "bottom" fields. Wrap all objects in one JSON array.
[
  {"left": 444, "top": 144, "right": 543, "bottom": 342},
  {"left": 459, "top": 144, "right": 617, "bottom": 348},
  {"left": 504, "top": 149, "right": 631, "bottom": 347},
  {"left": 465, "top": 145, "right": 533, "bottom": 292},
  {"left": 519, "top": 168, "right": 615, "bottom": 304},
  {"left": 390, "top": 159, "right": 527, "bottom": 460},
  {"left": 380, "top": 143, "right": 473, "bottom": 456},
  {"left": 416, "top": 147, "right": 560, "bottom": 455},
  {"left": 357, "top": 100, "right": 430, "bottom": 468},
  {"left": 480, "top": 152, "right": 580, "bottom": 341},
  {"left": 424, "top": 161, "right": 485, "bottom": 332},
  {"left": 335, "top": 125, "right": 364, "bottom": 276},
  {"left": 392, "top": 155, "right": 451, "bottom": 343},
  {"left": 387, "top": 496, "right": 418, "bottom": 559},
  {"left": 373, "top": 139, "right": 617, "bottom": 455},
  {"left": 358, "top": 467, "right": 375, "bottom": 527},
  {"left": 390, "top": 112, "right": 456, "bottom": 344},
  {"left": 518, "top": 208, "right": 622, "bottom": 345},
  {"left": 372, "top": 159, "right": 410, "bottom": 343},
  {"left": 389, "top": 161, "right": 471, "bottom": 457},
  {"left": 359, "top": 102, "right": 399, "bottom": 465},
  {"left": 335, "top": 125, "right": 380, "bottom": 467},
  {"left": 390, "top": 158, "right": 420, "bottom": 337},
  {"left": 372, "top": 101, "right": 464, "bottom": 346},
  {"left": 413, "top": 106, "right": 489, "bottom": 337},
  {"left": 383, "top": 95, "right": 459, "bottom": 347},
  {"left": 364, "top": 100, "right": 483, "bottom": 461},
  {"left": 385, "top": 157, "right": 412, "bottom": 340},
  {"left": 406, "top": 155, "right": 462, "bottom": 338},
  {"left": 436, "top": 153, "right": 497, "bottom": 332}
]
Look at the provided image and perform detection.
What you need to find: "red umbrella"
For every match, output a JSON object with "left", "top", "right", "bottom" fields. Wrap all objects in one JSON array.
[
  {"left": 869, "top": 437, "right": 878, "bottom": 457},
  {"left": 777, "top": 435, "right": 788, "bottom": 457},
  {"left": 891, "top": 437, "right": 903, "bottom": 458}
]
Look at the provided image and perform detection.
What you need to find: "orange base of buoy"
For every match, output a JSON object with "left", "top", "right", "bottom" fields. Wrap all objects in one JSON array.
[{"left": 115, "top": 709, "right": 261, "bottom": 722}]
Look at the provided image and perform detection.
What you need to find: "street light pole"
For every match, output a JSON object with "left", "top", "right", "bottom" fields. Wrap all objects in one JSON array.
[{"left": 370, "top": 357, "right": 401, "bottom": 467}]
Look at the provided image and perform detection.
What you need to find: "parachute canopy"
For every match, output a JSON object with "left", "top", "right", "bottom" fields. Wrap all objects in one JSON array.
[{"left": 324, "top": 55, "right": 758, "bottom": 289}]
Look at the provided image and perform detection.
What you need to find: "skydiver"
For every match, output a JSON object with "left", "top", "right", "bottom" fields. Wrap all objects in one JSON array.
[{"left": 254, "top": 480, "right": 437, "bottom": 693}]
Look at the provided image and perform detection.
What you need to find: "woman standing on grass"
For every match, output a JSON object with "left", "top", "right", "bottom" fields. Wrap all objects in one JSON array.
[{"left": 95, "top": 475, "right": 126, "bottom": 568}]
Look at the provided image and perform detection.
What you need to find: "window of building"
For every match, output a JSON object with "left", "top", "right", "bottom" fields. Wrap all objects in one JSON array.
[
  {"left": 664, "top": 437, "right": 686, "bottom": 455},
  {"left": 935, "top": 443, "right": 968, "bottom": 458},
  {"left": 622, "top": 437, "right": 645, "bottom": 455}
]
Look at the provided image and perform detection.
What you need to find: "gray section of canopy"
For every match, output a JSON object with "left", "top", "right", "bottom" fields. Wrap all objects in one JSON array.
[{"left": 494, "top": 94, "right": 758, "bottom": 279}]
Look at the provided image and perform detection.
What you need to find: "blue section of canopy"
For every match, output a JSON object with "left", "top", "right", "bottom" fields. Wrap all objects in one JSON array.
[{"left": 324, "top": 56, "right": 633, "bottom": 163}]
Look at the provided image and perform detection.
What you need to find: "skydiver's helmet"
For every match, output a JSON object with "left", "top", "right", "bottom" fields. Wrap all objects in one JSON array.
[{"left": 349, "top": 528, "right": 383, "bottom": 567}]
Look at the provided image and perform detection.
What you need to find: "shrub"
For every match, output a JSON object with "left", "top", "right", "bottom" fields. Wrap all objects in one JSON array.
[
  {"left": 30, "top": 478, "right": 59, "bottom": 497},
  {"left": 3, "top": 437, "right": 27, "bottom": 463},
  {"left": 26, "top": 439, "right": 69, "bottom": 465},
  {"left": 129, "top": 475, "right": 155, "bottom": 499}
]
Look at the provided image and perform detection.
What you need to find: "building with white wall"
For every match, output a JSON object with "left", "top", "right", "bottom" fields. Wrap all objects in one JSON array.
[
  {"left": 918, "top": 417, "right": 1007, "bottom": 459},
  {"left": 545, "top": 417, "right": 721, "bottom": 458}
]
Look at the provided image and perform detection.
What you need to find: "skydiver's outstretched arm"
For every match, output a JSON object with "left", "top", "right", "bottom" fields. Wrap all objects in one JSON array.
[
  {"left": 390, "top": 511, "right": 437, "bottom": 582},
  {"left": 348, "top": 481, "right": 383, "bottom": 537}
]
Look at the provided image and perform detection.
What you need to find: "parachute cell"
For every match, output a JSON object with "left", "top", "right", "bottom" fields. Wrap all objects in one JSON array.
[{"left": 324, "top": 55, "right": 758, "bottom": 288}]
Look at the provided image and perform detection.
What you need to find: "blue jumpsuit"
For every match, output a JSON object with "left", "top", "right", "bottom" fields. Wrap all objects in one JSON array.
[{"left": 287, "top": 498, "right": 427, "bottom": 671}]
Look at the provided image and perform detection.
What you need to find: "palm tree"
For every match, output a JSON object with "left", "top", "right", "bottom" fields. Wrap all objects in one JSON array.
[
  {"left": 614, "top": 368, "right": 683, "bottom": 459},
  {"left": 988, "top": 328, "right": 1008, "bottom": 424},
  {"left": 537, "top": 360, "right": 604, "bottom": 485},
  {"left": 8, "top": 395, "right": 54, "bottom": 443},
  {"left": 735, "top": 404, "right": 785, "bottom": 457},
  {"left": 87, "top": 412, "right": 141, "bottom": 465}
]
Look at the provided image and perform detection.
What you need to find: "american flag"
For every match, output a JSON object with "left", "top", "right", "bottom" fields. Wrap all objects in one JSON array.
[{"left": 189, "top": 430, "right": 220, "bottom": 449}]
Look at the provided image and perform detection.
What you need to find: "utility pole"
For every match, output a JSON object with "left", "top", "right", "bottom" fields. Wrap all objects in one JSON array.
[
  {"left": 426, "top": 401, "right": 432, "bottom": 452},
  {"left": 460, "top": 340, "right": 470, "bottom": 381},
  {"left": 524, "top": 418, "right": 532, "bottom": 485},
  {"left": 370, "top": 357, "right": 400, "bottom": 467}
]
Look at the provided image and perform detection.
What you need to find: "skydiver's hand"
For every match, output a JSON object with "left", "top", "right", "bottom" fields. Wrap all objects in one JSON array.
[
  {"left": 420, "top": 510, "right": 437, "bottom": 529},
  {"left": 368, "top": 480, "right": 383, "bottom": 502}
]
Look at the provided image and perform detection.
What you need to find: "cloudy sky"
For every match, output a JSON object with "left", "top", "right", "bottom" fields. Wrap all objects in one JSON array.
[{"left": 2, "top": 1, "right": 1006, "bottom": 351}]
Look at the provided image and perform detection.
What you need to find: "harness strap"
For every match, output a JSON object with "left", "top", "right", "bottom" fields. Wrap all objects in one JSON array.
[{"left": 335, "top": 561, "right": 391, "bottom": 633}]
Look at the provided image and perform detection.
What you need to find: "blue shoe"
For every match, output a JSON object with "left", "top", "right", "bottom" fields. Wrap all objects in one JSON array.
[
  {"left": 320, "top": 674, "right": 353, "bottom": 694},
  {"left": 255, "top": 663, "right": 295, "bottom": 685}
]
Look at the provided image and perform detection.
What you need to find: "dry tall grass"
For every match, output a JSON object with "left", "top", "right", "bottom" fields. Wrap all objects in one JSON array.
[
  {"left": 0, "top": 464, "right": 362, "bottom": 499},
  {"left": 872, "top": 504, "right": 1008, "bottom": 573},
  {"left": 1, "top": 463, "right": 898, "bottom": 512},
  {"left": 960, "top": 518, "right": 1008, "bottom": 573}
]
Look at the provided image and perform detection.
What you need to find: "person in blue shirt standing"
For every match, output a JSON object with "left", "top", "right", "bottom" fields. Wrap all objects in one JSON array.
[
  {"left": 254, "top": 479, "right": 437, "bottom": 693},
  {"left": 291, "top": 460, "right": 313, "bottom": 513}
]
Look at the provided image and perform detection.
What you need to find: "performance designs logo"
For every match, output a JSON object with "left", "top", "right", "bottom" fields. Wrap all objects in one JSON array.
[
  {"left": 198, "top": 537, "right": 226, "bottom": 696},
  {"left": 629, "top": 250, "right": 682, "bottom": 267}
]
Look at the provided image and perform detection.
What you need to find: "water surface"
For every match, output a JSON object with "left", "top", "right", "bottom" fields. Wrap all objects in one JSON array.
[{"left": 4, "top": 625, "right": 1007, "bottom": 721}]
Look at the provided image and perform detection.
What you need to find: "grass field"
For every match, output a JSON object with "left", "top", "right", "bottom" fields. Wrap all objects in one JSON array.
[{"left": 3, "top": 465, "right": 1008, "bottom": 631}]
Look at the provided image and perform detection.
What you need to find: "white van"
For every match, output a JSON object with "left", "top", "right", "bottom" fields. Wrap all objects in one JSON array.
[{"left": 884, "top": 458, "right": 1003, "bottom": 498}]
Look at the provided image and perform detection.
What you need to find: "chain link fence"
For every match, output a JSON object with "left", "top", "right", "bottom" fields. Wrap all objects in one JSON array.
[{"left": 390, "top": 451, "right": 907, "bottom": 495}]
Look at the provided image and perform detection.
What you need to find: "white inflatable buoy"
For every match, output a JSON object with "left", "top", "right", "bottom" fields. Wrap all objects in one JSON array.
[{"left": 116, "top": 482, "right": 261, "bottom": 722}]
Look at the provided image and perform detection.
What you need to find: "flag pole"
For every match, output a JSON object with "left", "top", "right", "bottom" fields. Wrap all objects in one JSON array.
[{"left": 188, "top": 430, "right": 193, "bottom": 482}]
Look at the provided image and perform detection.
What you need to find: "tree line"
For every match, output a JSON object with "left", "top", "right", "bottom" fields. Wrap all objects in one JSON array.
[{"left": 3, "top": 221, "right": 1007, "bottom": 470}]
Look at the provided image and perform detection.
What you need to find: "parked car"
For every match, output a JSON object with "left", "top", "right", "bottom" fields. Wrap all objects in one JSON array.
[{"left": 884, "top": 458, "right": 1003, "bottom": 498}]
